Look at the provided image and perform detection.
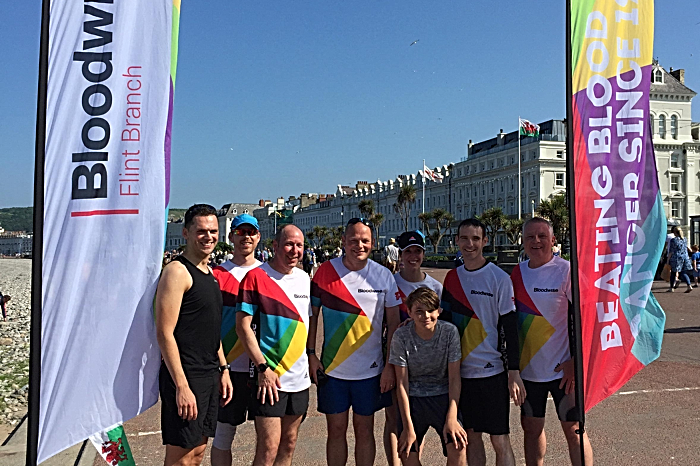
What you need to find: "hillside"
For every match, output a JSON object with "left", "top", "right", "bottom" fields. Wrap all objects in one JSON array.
[{"left": 0, "top": 207, "right": 188, "bottom": 232}]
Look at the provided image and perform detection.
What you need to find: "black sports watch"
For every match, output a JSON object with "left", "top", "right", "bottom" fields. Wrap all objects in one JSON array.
[
  {"left": 257, "top": 362, "right": 270, "bottom": 373},
  {"left": 218, "top": 364, "right": 230, "bottom": 374},
  {"left": 306, "top": 348, "right": 316, "bottom": 356}
]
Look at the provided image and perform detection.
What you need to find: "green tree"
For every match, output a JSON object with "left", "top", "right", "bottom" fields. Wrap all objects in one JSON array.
[
  {"left": 214, "top": 241, "right": 233, "bottom": 254},
  {"left": 477, "top": 207, "right": 507, "bottom": 252},
  {"left": 503, "top": 218, "right": 524, "bottom": 246},
  {"left": 418, "top": 208, "right": 455, "bottom": 254},
  {"left": 325, "top": 226, "right": 345, "bottom": 250},
  {"left": 536, "top": 194, "right": 569, "bottom": 243},
  {"left": 306, "top": 229, "right": 318, "bottom": 248},
  {"left": 393, "top": 185, "right": 417, "bottom": 232},
  {"left": 357, "top": 199, "right": 385, "bottom": 248},
  {"left": 312, "top": 225, "right": 329, "bottom": 247}
]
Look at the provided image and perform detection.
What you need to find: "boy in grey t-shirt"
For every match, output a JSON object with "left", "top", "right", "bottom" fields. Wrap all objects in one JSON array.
[{"left": 389, "top": 287, "right": 467, "bottom": 465}]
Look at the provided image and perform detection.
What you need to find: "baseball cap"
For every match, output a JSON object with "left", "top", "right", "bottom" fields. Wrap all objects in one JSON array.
[
  {"left": 230, "top": 213, "right": 259, "bottom": 230},
  {"left": 397, "top": 231, "right": 425, "bottom": 251}
]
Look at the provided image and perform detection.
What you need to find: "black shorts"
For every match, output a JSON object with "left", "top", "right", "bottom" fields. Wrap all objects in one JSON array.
[
  {"left": 217, "top": 371, "right": 252, "bottom": 426},
  {"left": 521, "top": 379, "right": 581, "bottom": 422},
  {"left": 159, "top": 364, "right": 219, "bottom": 449},
  {"left": 397, "top": 393, "right": 463, "bottom": 457},
  {"left": 460, "top": 371, "right": 510, "bottom": 435},
  {"left": 251, "top": 388, "right": 309, "bottom": 418}
]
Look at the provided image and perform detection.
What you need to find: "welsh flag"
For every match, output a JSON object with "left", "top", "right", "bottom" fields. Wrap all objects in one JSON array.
[
  {"left": 519, "top": 119, "right": 540, "bottom": 138},
  {"left": 89, "top": 423, "right": 135, "bottom": 466}
]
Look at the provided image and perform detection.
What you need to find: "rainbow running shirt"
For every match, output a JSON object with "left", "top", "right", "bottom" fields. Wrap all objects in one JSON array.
[
  {"left": 312, "top": 258, "right": 401, "bottom": 380},
  {"left": 237, "top": 263, "right": 311, "bottom": 392}
]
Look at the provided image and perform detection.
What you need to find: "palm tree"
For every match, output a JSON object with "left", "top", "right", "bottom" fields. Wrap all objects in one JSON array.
[
  {"left": 306, "top": 229, "right": 317, "bottom": 248},
  {"left": 357, "top": 199, "right": 384, "bottom": 248},
  {"left": 477, "top": 207, "right": 507, "bottom": 252},
  {"left": 536, "top": 194, "right": 569, "bottom": 243},
  {"left": 358, "top": 199, "right": 375, "bottom": 218},
  {"left": 419, "top": 208, "right": 455, "bottom": 253},
  {"left": 503, "top": 218, "right": 524, "bottom": 246},
  {"left": 394, "top": 185, "right": 417, "bottom": 232}
]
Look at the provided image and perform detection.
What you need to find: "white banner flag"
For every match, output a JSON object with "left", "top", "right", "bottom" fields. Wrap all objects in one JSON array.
[{"left": 39, "top": 0, "right": 180, "bottom": 462}]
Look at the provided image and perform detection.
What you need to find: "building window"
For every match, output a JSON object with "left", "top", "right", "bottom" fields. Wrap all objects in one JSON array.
[
  {"left": 671, "top": 115, "right": 678, "bottom": 139},
  {"left": 654, "top": 69, "right": 663, "bottom": 83},
  {"left": 649, "top": 113, "right": 655, "bottom": 135},
  {"left": 671, "top": 154, "right": 679, "bottom": 168},
  {"left": 490, "top": 161, "right": 494, "bottom": 169},
  {"left": 671, "top": 201, "right": 680, "bottom": 218},
  {"left": 532, "top": 174, "right": 537, "bottom": 185},
  {"left": 522, "top": 178, "right": 525, "bottom": 189},
  {"left": 490, "top": 182, "right": 494, "bottom": 194},
  {"left": 659, "top": 115, "right": 666, "bottom": 138},
  {"left": 556, "top": 150, "right": 564, "bottom": 159},
  {"left": 500, "top": 181, "right": 504, "bottom": 192},
  {"left": 510, "top": 178, "right": 514, "bottom": 190},
  {"left": 555, "top": 173, "right": 565, "bottom": 187},
  {"left": 671, "top": 175, "right": 680, "bottom": 191}
]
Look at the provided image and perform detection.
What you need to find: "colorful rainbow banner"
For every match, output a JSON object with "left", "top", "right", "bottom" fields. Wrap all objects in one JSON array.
[
  {"left": 570, "top": 0, "right": 666, "bottom": 412},
  {"left": 38, "top": 1, "right": 180, "bottom": 462}
]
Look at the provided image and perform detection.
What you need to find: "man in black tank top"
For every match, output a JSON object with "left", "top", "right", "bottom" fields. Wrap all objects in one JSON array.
[{"left": 156, "top": 204, "right": 233, "bottom": 466}]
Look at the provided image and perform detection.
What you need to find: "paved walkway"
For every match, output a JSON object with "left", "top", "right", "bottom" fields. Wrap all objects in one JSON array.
[{"left": 3, "top": 271, "right": 699, "bottom": 465}]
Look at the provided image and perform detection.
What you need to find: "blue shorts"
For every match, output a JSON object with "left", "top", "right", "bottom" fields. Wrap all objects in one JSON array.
[{"left": 317, "top": 374, "right": 392, "bottom": 416}]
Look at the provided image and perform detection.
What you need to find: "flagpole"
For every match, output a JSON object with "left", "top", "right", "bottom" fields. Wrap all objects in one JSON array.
[
  {"left": 422, "top": 159, "right": 426, "bottom": 214},
  {"left": 27, "top": 0, "right": 50, "bottom": 464},
  {"left": 518, "top": 117, "right": 522, "bottom": 220},
  {"left": 565, "top": 0, "right": 587, "bottom": 464}
]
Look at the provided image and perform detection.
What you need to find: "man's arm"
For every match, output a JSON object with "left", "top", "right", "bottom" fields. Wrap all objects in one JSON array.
[
  {"left": 217, "top": 342, "right": 233, "bottom": 406},
  {"left": 500, "top": 311, "right": 526, "bottom": 406},
  {"left": 307, "top": 305, "right": 323, "bottom": 383},
  {"left": 236, "top": 312, "right": 281, "bottom": 405},
  {"left": 394, "top": 365, "right": 416, "bottom": 460},
  {"left": 155, "top": 262, "right": 197, "bottom": 421},
  {"left": 444, "top": 360, "right": 467, "bottom": 449},
  {"left": 380, "top": 304, "right": 400, "bottom": 392}
]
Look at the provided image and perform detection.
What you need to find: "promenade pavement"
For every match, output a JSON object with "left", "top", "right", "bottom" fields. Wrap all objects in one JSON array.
[{"left": 3, "top": 268, "right": 699, "bottom": 465}]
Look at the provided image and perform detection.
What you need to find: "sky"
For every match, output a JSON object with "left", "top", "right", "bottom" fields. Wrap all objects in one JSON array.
[{"left": 1, "top": 1, "right": 699, "bottom": 209}]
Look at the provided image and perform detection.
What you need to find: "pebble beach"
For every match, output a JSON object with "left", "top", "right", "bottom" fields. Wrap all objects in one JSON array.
[{"left": 0, "top": 258, "right": 31, "bottom": 429}]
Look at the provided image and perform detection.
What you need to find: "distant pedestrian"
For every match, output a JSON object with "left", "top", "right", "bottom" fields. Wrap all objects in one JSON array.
[
  {"left": 667, "top": 226, "right": 693, "bottom": 293},
  {"left": 385, "top": 238, "right": 400, "bottom": 273},
  {"left": 0, "top": 293, "right": 10, "bottom": 321},
  {"left": 691, "top": 245, "right": 700, "bottom": 288},
  {"left": 262, "top": 249, "right": 269, "bottom": 262}
]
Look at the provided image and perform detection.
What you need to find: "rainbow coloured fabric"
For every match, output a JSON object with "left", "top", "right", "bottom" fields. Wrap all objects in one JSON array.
[
  {"left": 237, "top": 264, "right": 311, "bottom": 392},
  {"left": 212, "top": 261, "right": 260, "bottom": 372},
  {"left": 571, "top": 0, "right": 665, "bottom": 411}
]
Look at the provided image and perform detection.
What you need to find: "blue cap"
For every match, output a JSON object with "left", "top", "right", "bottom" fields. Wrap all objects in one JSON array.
[{"left": 231, "top": 213, "right": 259, "bottom": 230}]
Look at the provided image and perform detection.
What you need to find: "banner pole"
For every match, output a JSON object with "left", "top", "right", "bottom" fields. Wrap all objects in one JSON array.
[
  {"left": 422, "top": 159, "right": 425, "bottom": 214},
  {"left": 565, "top": 1, "right": 587, "bottom": 465},
  {"left": 27, "top": 0, "right": 50, "bottom": 464},
  {"left": 518, "top": 117, "right": 521, "bottom": 220}
]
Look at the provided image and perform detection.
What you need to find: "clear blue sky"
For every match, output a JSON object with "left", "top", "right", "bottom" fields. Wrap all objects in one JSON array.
[{"left": 1, "top": 1, "right": 698, "bottom": 209}]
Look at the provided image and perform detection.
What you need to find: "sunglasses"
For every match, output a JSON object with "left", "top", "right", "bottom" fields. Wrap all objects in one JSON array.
[
  {"left": 346, "top": 217, "right": 373, "bottom": 229},
  {"left": 234, "top": 227, "right": 258, "bottom": 237}
]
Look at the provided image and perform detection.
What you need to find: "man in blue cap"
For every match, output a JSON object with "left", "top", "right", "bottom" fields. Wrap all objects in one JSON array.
[{"left": 210, "top": 214, "right": 262, "bottom": 466}]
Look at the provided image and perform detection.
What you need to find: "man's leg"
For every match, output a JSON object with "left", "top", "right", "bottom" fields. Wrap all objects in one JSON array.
[
  {"left": 489, "top": 434, "right": 515, "bottom": 466},
  {"left": 352, "top": 412, "right": 376, "bottom": 466},
  {"left": 274, "top": 414, "right": 304, "bottom": 466},
  {"left": 446, "top": 441, "right": 467, "bottom": 466},
  {"left": 521, "top": 416, "right": 546, "bottom": 466},
  {"left": 465, "top": 430, "right": 485, "bottom": 466},
  {"left": 164, "top": 440, "right": 207, "bottom": 466},
  {"left": 561, "top": 421, "right": 593, "bottom": 466},
  {"left": 253, "top": 417, "right": 282, "bottom": 466},
  {"left": 383, "top": 401, "right": 401, "bottom": 466},
  {"left": 326, "top": 411, "right": 350, "bottom": 466},
  {"left": 211, "top": 422, "right": 237, "bottom": 466}
]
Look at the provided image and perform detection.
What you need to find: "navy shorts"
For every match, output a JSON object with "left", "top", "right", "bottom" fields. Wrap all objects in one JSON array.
[
  {"left": 217, "top": 371, "right": 251, "bottom": 426},
  {"left": 251, "top": 388, "right": 309, "bottom": 418},
  {"left": 521, "top": 379, "right": 581, "bottom": 422},
  {"left": 397, "top": 394, "right": 463, "bottom": 457},
  {"left": 317, "top": 374, "right": 392, "bottom": 416}
]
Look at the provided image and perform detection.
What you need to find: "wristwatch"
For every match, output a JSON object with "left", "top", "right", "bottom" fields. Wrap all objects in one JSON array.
[
  {"left": 306, "top": 348, "right": 316, "bottom": 356},
  {"left": 218, "top": 364, "right": 230, "bottom": 374},
  {"left": 257, "top": 362, "right": 270, "bottom": 373}
]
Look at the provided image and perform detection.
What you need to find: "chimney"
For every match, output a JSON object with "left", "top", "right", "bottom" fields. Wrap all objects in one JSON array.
[
  {"left": 670, "top": 68, "right": 685, "bottom": 85},
  {"left": 497, "top": 129, "right": 506, "bottom": 146}
]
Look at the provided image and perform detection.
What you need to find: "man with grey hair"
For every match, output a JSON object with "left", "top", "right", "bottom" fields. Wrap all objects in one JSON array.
[{"left": 511, "top": 217, "right": 593, "bottom": 466}]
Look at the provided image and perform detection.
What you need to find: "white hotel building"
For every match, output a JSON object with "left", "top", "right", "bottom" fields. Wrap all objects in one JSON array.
[{"left": 292, "top": 63, "right": 699, "bottom": 249}]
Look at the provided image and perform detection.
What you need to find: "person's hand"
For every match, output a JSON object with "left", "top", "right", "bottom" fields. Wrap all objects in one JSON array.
[
  {"left": 508, "top": 370, "right": 527, "bottom": 406},
  {"left": 308, "top": 353, "right": 324, "bottom": 384},
  {"left": 176, "top": 385, "right": 198, "bottom": 421},
  {"left": 258, "top": 367, "right": 282, "bottom": 405},
  {"left": 220, "top": 370, "right": 233, "bottom": 407},
  {"left": 380, "top": 364, "right": 396, "bottom": 393},
  {"left": 398, "top": 427, "right": 417, "bottom": 460},
  {"left": 555, "top": 359, "right": 575, "bottom": 394},
  {"left": 397, "top": 317, "right": 413, "bottom": 328},
  {"left": 443, "top": 415, "right": 468, "bottom": 450}
]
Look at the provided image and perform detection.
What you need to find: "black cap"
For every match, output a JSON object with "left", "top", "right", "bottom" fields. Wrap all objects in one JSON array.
[{"left": 397, "top": 231, "right": 425, "bottom": 251}]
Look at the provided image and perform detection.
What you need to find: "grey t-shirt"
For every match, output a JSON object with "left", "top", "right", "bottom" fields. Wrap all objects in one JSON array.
[{"left": 389, "top": 320, "right": 462, "bottom": 397}]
